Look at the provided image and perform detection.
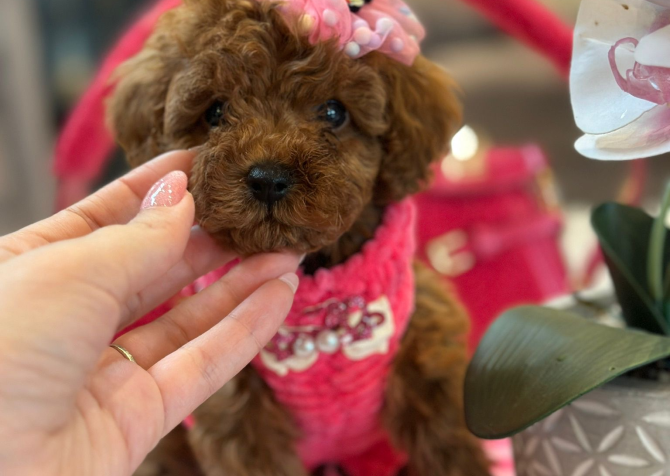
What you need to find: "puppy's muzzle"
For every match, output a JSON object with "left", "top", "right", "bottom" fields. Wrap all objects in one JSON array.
[{"left": 246, "top": 163, "right": 293, "bottom": 206}]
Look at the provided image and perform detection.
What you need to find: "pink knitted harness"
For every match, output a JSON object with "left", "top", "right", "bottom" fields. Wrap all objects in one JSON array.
[{"left": 184, "top": 199, "right": 416, "bottom": 475}]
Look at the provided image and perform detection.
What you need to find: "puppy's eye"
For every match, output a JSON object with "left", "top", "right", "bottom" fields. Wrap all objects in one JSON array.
[
  {"left": 205, "top": 101, "right": 226, "bottom": 127},
  {"left": 318, "top": 100, "right": 349, "bottom": 130}
]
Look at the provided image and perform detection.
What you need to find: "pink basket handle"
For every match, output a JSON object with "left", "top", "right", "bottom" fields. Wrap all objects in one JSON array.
[{"left": 459, "top": 0, "right": 573, "bottom": 77}]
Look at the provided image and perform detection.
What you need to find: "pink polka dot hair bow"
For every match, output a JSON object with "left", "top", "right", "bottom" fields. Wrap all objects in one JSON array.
[{"left": 274, "top": 0, "right": 426, "bottom": 65}]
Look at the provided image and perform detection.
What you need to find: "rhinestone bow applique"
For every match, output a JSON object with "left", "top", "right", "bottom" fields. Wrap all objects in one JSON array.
[{"left": 260, "top": 295, "right": 395, "bottom": 376}]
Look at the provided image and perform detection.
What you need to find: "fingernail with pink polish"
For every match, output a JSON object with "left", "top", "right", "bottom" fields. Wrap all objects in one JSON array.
[{"left": 141, "top": 171, "right": 188, "bottom": 209}]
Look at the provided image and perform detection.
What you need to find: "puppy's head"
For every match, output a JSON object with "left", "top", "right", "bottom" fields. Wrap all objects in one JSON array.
[{"left": 108, "top": 0, "right": 460, "bottom": 255}]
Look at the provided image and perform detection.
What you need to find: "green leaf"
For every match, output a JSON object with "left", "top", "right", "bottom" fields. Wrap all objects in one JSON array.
[
  {"left": 648, "top": 183, "right": 670, "bottom": 304},
  {"left": 464, "top": 306, "right": 670, "bottom": 440},
  {"left": 592, "top": 203, "right": 670, "bottom": 335}
]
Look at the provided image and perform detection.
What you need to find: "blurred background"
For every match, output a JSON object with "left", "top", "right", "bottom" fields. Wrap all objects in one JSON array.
[{"left": 1, "top": 0, "right": 668, "bottom": 276}]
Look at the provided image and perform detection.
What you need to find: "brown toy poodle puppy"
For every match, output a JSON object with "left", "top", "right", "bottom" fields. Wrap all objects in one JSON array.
[{"left": 108, "top": 0, "right": 490, "bottom": 475}]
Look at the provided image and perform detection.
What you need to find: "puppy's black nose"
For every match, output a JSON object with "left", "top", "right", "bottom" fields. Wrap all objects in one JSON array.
[{"left": 246, "top": 163, "right": 293, "bottom": 205}]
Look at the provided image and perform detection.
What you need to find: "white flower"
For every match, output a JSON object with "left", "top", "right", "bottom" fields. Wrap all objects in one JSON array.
[{"left": 571, "top": 0, "right": 670, "bottom": 160}]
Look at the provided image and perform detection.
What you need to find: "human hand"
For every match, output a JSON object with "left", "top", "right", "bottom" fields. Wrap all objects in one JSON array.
[{"left": 0, "top": 150, "right": 300, "bottom": 476}]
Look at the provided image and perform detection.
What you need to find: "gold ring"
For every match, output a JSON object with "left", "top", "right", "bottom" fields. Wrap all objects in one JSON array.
[{"left": 110, "top": 344, "right": 136, "bottom": 363}]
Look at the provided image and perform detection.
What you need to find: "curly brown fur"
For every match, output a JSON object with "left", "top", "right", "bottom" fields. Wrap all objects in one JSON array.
[
  {"left": 109, "top": 0, "right": 487, "bottom": 475},
  {"left": 188, "top": 366, "right": 306, "bottom": 476},
  {"left": 134, "top": 425, "right": 203, "bottom": 476},
  {"left": 108, "top": 0, "right": 459, "bottom": 258},
  {"left": 383, "top": 263, "right": 490, "bottom": 476}
]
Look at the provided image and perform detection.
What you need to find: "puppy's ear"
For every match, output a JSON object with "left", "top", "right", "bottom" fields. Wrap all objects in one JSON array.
[
  {"left": 107, "top": 10, "right": 189, "bottom": 168},
  {"left": 370, "top": 54, "right": 461, "bottom": 204},
  {"left": 107, "top": 0, "right": 268, "bottom": 168}
]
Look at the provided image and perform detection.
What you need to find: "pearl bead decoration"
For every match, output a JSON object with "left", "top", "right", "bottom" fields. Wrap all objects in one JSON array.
[
  {"left": 316, "top": 330, "right": 341, "bottom": 354},
  {"left": 264, "top": 296, "right": 386, "bottom": 363},
  {"left": 345, "top": 42, "right": 362, "bottom": 57},
  {"left": 353, "top": 19, "right": 368, "bottom": 30},
  {"left": 376, "top": 18, "right": 394, "bottom": 35},
  {"left": 367, "top": 34, "right": 382, "bottom": 49},
  {"left": 390, "top": 38, "right": 405, "bottom": 53},
  {"left": 323, "top": 9, "right": 339, "bottom": 27},
  {"left": 293, "top": 335, "right": 316, "bottom": 358},
  {"left": 354, "top": 27, "right": 373, "bottom": 46},
  {"left": 299, "top": 14, "right": 316, "bottom": 34}
]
